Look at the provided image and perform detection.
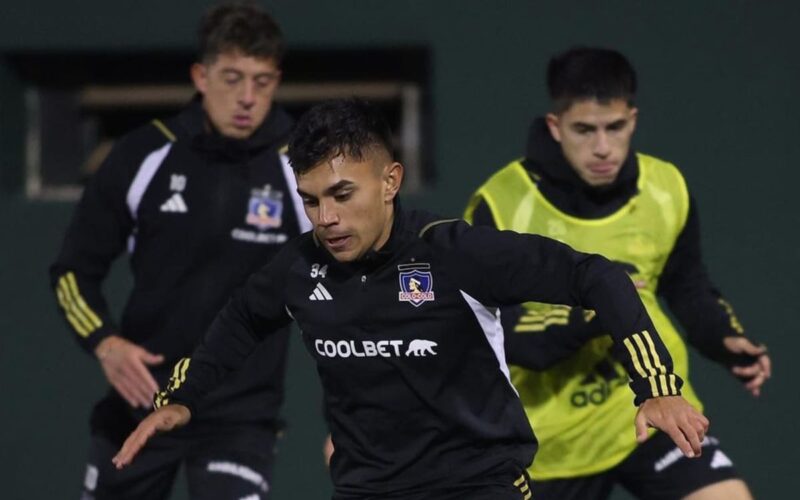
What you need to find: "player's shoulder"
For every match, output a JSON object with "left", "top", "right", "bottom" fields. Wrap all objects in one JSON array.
[
  {"left": 636, "top": 151, "right": 686, "bottom": 180},
  {"left": 402, "top": 209, "right": 464, "bottom": 242},
  {"left": 410, "top": 209, "right": 502, "bottom": 257},
  {"left": 98, "top": 118, "right": 177, "bottom": 174},
  {"left": 475, "top": 157, "right": 527, "bottom": 190}
]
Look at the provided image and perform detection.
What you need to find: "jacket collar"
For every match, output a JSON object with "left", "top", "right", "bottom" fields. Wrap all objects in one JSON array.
[
  {"left": 316, "top": 198, "right": 406, "bottom": 272},
  {"left": 177, "top": 94, "right": 294, "bottom": 160},
  {"left": 522, "top": 117, "right": 639, "bottom": 218}
]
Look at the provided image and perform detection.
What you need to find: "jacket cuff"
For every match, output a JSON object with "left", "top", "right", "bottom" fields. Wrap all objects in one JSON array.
[
  {"left": 80, "top": 324, "right": 117, "bottom": 356},
  {"left": 629, "top": 373, "right": 684, "bottom": 406}
]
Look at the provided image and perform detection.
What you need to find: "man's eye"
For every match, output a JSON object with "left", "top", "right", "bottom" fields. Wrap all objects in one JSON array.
[
  {"left": 255, "top": 76, "right": 275, "bottom": 87},
  {"left": 303, "top": 199, "right": 318, "bottom": 207},
  {"left": 334, "top": 193, "right": 352, "bottom": 202}
]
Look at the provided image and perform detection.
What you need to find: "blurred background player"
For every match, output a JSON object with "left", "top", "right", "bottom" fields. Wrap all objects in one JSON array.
[
  {"left": 465, "top": 47, "right": 771, "bottom": 500},
  {"left": 49, "top": 2, "right": 310, "bottom": 498}
]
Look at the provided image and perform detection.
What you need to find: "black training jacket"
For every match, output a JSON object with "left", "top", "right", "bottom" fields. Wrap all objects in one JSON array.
[
  {"left": 49, "top": 97, "right": 310, "bottom": 432},
  {"left": 158, "top": 204, "right": 681, "bottom": 497}
]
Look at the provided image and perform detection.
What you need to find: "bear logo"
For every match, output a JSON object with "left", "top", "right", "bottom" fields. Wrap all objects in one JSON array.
[{"left": 405, "top": 339, "right": 438, "bottom": 357}]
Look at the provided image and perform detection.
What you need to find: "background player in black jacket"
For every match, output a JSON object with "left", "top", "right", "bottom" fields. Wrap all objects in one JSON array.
[
  {"left": 49, "top": 3, "right": 309, "bottom": 499},
  {"left": 113, "top": 98, "right": 708, "bottom": 499}
]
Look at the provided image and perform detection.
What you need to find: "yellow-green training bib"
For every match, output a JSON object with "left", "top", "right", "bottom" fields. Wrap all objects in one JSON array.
[{"left": 465, "top": 153, "right": 702, "bottom": 479}]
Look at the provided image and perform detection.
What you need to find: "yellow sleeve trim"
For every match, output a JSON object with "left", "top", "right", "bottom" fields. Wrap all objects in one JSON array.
[
  {"left": 155, "top": 357, "right": 191, "bottom": 409},
  {"left": 624, "top": 331, "right": 678, "bottom": 397},
  {"left": 55, "top": 272, "right": 103, "bottom": 338},
  {"left": 717, "top": 298, "right": 745, "bottom": 334}
]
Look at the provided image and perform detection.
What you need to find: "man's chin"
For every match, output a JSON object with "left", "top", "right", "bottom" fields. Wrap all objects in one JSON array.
[
  {"left": 223, "top": 126, "right": 254, "bottom": 140},
  {"left": 583, "top": 173, "right": 619, "bottom": 187}
]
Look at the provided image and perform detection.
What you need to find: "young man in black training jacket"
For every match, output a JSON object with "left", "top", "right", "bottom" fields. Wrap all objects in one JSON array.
[
  {"left": 49, "top": 3, "right": 309, "bottom": 498},
  {"left": 112, "top": 98, "right": 708, "bottom": 499}
]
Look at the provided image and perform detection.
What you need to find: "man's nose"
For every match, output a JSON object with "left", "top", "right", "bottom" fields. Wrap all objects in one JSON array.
[
  {"left": 318, "top": 200, "right": 339, "bottom": 226},
  {"left": 593, "top": 131, "right": 611, "bottom": 157},
  {"left": 239, "top": 80, "right": 255, "bottom": 108}
]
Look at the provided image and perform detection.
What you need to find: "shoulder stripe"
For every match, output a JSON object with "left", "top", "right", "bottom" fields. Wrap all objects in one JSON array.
[
  {"left": 418, "top": 218, "right": 460, "bottom": 238},
  {"left": 280, "top": 152, "right": 312, "bottom": 233},
  {"left": 126, "top": 142, "right": 173, "bottom": 221},
  {"left": 151, "top": 119, "right": 177, "bottom": 142},
  {"left": 460, "top": 290, "right": 516, "bottom": 394}
]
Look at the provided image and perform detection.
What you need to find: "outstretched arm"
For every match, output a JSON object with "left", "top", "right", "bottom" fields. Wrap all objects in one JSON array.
[
  {"left": 429, "top": 220, "right": 709, "bottom": 457},
  {"left": 110, "top": 240, "right": 300, "bottom": 468},
  {"left": 113, "top": 404, "right": 191, "bottom": 468},
  {"left": 659, "top": 198, "right": 771, "bottom": 396},
  {"left": 49, "top": 139, "right": 167, "bottom": 408}
]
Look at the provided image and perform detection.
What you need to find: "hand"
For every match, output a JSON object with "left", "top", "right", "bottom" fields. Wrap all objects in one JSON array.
[
  {"left": 725, "top": 336, "right": 772, "bottom": 397},
  {"left": 94, "top": 335, "right": 165, "bottom": 408},
  {"left": 323, "top": 433, "right": 334, "bottom": 467},
  {"left": 112, "top": 404, "right": 191, "bottom": 469},
  {"left": 635, "top": 396, "right": 709, "bottom": 458}
]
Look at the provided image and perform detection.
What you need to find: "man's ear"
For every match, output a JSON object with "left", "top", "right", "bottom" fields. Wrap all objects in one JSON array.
[
  {"left": 383, "top": 162, "right": 404, "bottom": 202},
  {"left": 629, "top": 107, "right": 639, "bottom": 134},
  {"left": 190, "top": 63, "right": 208, "bottom": 94},
  {"left": 545, "top": 113, "right": 562, "bottom": 143}
]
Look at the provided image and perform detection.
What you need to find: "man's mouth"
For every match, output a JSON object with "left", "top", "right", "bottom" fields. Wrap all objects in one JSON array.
[
  {"left": 325, "top": 235, "right": 351, "bottom": 251},
  {"left": 587, "top": 162, "right": 618, "bottom": 175},
  {"left": 233, "top": 115, "right": 252, "bottom": 128}
]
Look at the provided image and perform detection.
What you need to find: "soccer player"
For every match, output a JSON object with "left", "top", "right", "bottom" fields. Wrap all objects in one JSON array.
[
  {"left": 112, "top": 98, "right": 708, "bottom": 499},
  {"left": 49, "top": 2, "right": 309, "bottom": 498},
  {"left": 464, "top": 47, "right": 770, "bottom": 499}
]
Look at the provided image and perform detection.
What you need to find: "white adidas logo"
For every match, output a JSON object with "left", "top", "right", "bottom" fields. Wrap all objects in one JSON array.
[
  {"left": 710, "top": 450, "right": 733, "bottom": 469},
  {"left": 160, "top": 193, "right": 188, "bottom": 213},
  {"left": 309, "top": 282, "right": 333, "bottom": 301}
]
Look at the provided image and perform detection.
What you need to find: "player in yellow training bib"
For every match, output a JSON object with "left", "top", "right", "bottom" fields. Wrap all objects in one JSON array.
[{"left": 465, "top": 47, "right": 771, "bottom": 500}]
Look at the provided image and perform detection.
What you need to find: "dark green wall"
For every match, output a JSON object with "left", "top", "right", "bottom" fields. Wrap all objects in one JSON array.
[{"left": 2, "top": 1, "right": 797, "bottom": 498}]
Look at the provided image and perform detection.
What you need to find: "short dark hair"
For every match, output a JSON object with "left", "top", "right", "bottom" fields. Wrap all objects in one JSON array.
[
  {"left": 547, "top": 47, "right": 637, "bottom": 113},
  {"left": 288, "top": 98, "right": 394, "bottom": 174},
  {"left": 198, "top": 1, "right": 284, "bottom": 64}
]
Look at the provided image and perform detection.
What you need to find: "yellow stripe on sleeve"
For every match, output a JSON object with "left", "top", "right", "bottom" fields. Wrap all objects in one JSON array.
[
  {"left": 632, "top": 334, "right": 656, "bottom": 377},
  {"left": 624, "top": 337, "right": 659, "bottom": 396},
  {"left": 154, "top": 390, "right": 169, "bottom": 408},
  {"left": 642, "top": 331, "right": 667, "bottom": 375},
  {"left": 178, "top": 358, "right": 191, "bottom": 384},
  {"left": 623, "top": 337, "right": 648, "bottom": 378},
  {"left": 658, "top": 375, "right": 669, "bottom": 396},
  {"left": 65, "top": 272, "right": 103, "bottom": 328},
  {"left": 167, "top": 359, "right": 184, "bottom": 391},
  {"left": 56, "top": 283, "right": 94, "bottom": 336},
  {"left": 717, "top": 298, "right": 745, "bottom": 334}
]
